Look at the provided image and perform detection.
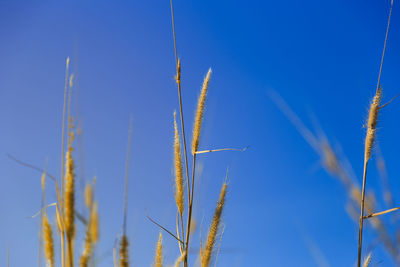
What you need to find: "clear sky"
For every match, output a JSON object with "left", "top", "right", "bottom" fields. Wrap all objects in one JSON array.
[{"left": 0, "top": 0, "right": 400, "bottom": 266}]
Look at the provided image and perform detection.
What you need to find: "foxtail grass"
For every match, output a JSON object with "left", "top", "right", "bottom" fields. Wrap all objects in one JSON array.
[
  {"left": 154, "top": 233, "right": 163, "bottom": 267},
  {"left": 192, "top": 69, "right": 212, "bottom": 155},
  {"left": 357, "top": 0, "right": 394, "bottom": 265},
  {"left": 64, "top": 123, "right": 76, "bottom": 267},
  {"left": 43, "top": 214, "right": 55, "bottom": 267},
  {"left": 119, "top": 235, "right": 130, "bottom": 267},
  {"left": 201, "top": 182, "right": 227, "bottom": 267},
  {"left": 174, "top": 112, "right": 184, "bottom": 215}
]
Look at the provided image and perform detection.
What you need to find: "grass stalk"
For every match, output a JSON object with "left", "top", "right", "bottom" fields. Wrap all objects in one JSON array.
[{"left": 357, "top": 1, "right": 393, "bottom": 265}]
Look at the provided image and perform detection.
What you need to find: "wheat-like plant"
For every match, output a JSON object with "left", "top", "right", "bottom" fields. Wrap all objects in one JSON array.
[
  {"left": 201, "top": 182, "right": 227, "bottom": 267},
  {"left": 119, "top": 234, "right": 130, "bottom": 267},
  {"left": 43, "top": 214, "right": 55, "bottom": 267},
  {"left": 174, "top": 112, "right": 184, "bottom": 215},
  {"left": 154, "top": 233, "right": 163, "bottom": 267},
  {"left": 357, "top": 1, "right": 394, "bottom": 265},
  {"left": 192, "top": 69, "right": 212, "bottom": 155}
]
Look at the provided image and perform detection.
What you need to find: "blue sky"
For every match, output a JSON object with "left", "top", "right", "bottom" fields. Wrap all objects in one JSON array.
[{"left": 0, "top": 0, "right": 400, "bottom": 266}]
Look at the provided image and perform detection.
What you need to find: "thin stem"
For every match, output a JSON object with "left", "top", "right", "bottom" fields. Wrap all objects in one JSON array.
[
  {"left": 170, "top": 0, "right": 192, "bottom": 215},
  {"left": 379, "top": 94, "right": 398, "bottom": 109},
  {"left": 170, "top": 1, "right": 192, "bottom": 265},
  {"left": 376, "top": 2, "right": 393, "bottom": 92},
  {"left": 61, "top": 232, "right": 65, "bottom": 267},
  {"left": 357, "top": 161, "right": 369, "bottom": 267},
  {"left": 60, "top": 58, "right": 70, "bottom": 267},
  {"left": 146, "top": 214, "right": 185, "bottom": 244},
  {"left": 184, "top": 154, "right": 197, "bottom": 267},
  {"left": 214, "top": 224, "right": 225, "bottom": 267},
  {"left": 7, "top": 154, "right": 57, "bottom": 182},
  {"left": 170, "top": 0, "right": 178, "bottom": 66},
  {"left": 61, "top": 57, "right": 70, "bottom": 206},
  {"left": 357, "top": 3, "right": 393, "bottom": 266},
  {"left": 195, "top": 146, "right": 249, "bottom": 154},
  {"left": 364, "top": 207, "right": 400, "bottom": 219},
  {"left": 180, "top": 212, "right": 185, "bottom": 251},
  {"left": 176, "top": 212, "right": 184, "bottom": 254},
  {"left": 67, "top": 236, "right": 74, "bottom": 267}
]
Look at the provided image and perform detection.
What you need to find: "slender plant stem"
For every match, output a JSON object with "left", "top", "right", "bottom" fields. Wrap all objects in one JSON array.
[
  {"left": 61, "top": 58, "right": 70, "bottom": 205},
  {"left": 176, "top": 212, "right": 184, "bottom": 254},
  {"left": 170, "top": 1, "right": 192, "bottom": 266},
  {"left": 364, "top": 206, "right": 400, "bottom": 219},
  {"left": 180, "top": 212, "right": 185, "bottom": 251},
  {"left": 60, "top": 58, "right": 70, "bottom": 267},
  {"left": 59, "top": 231, "right": 64, "bottom": 267},
  {"left": 376, "top": 2, "right": 393, "bottom": 92},
  {"left": 67, "top": 236, "right": 74, "bottom": 267},
  {"left": 184, "top": 154, "right": 197, "bottom": 267},
  {"left": 146, "top": 214, "right": 184, "bottom": 244},
  {"left": 170, "top": 0, "right": 192, "bottom": 210},
  {"left": 357, "top": 3, "right": 393, "bottom": 266},
  {"left": 357, "top": 161, "right": 368, "bottom": 267}
]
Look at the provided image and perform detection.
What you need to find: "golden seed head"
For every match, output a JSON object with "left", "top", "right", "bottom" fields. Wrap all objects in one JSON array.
[
  {"left": 90, "top": 203, "right": 99, "bottom": 244},
  {"left": 173, "top": 112, "right": 184, "bottom": 214},
  {"left": 201, "top": 182, "right": 227, "bottom": 267},
  {"left": 79, "top": 230, "right": 92, "bottom": 267},
  {"left": 64, "top": 131, "right": 76, "bottom": 239},
  {"left": 154, "top": 233, "right": 163, "bottom": 267},
  {"left": 192, "top": 68, "right": 212, "bottom": 155},
  {"left": 364, "top": 87, "right": 382, "bottom": 161},
  {"left": 69, "top": 74, "right": 74, "bottom": 88},
  {"left": 41, "top": 172, "right": 46, "bottom": 191},
  {"left": 43, "top": 215, "right": 55, "bottom": 267},
  {"left": 175, "top": 58, "right": 181, "bottom": 84},
  {"left": 119, "top": 234, "right": 130, "bottom": 267}
]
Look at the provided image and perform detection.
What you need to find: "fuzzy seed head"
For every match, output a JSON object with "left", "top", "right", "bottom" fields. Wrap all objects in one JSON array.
[
  {"left": 41, "top": 172, "right": 46, "bottom": 191},
  {"left": 43, "top": 215, "right": 55, "bottom": 267},
  {"left": 192, "top": 68, "right": 212, "bottom": 154},
  {"left": 173, "top": 112, "right": 184, "bottom": 214},
  {"left": 154, "top": 233, "right": 163, "bottom": 267},
  {"left": 79, "top": 230, "right": 92, "bottom": 267},
  {"left": 175, "top": 59, "right": 181, "bottom": 84},
  {"left": 201, "top": 182, "right": 227, "bottom": 267},
  {"left": 119, "top": 235, "right": 130, "bottom": 267},
  {"left": 64, "top": 131, "right": 76, "bottom": 240},
  {"left": 364, "top": 87, "right": 382, "bottom": 161},
  {"left": 90, "top": 203, "right": 99, "bottom": 244},
  {"left": 69, "top": 74, "right": 74, "bottom": 88}
]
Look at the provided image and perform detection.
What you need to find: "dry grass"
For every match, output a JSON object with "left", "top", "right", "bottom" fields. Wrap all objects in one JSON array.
[
  {"left": 174, "top": 112, "right": 184, "bottom": 215},
  {"left": 119, "top": 234, "right": 130, "bottom": 267},
  {"left": 43, "top": 215, "right": 55, "bottom": 267},
  {"left": 201, "top": 183, "right": 227, "bottom": 267},
  {"left": 154, "top": 233, "right": 163, "bottom": 267},
  {"left": 191, "top": 68, "right": 212, "bottom": 155}
]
